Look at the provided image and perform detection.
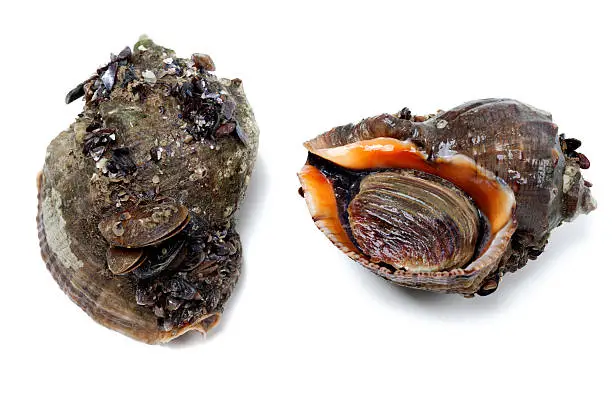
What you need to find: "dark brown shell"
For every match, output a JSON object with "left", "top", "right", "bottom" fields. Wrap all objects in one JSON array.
[
  {"left": 37, "top": 37, "right": 259, "bottom": 343},
  {"left": 300, "top": 98, "right": 595, "bottom": 295}
]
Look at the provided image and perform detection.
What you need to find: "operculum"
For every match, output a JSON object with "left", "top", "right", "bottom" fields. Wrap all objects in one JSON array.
[{"left": 347, "top": 171, "right": 481, "bottom": 272}]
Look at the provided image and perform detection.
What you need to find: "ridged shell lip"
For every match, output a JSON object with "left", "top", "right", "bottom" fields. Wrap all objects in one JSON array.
[{"left": 299, "top": 137, "right": 517, "bottom": 291}]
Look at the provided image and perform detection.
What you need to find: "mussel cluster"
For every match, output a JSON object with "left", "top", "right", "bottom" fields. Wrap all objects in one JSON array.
[{"left": 97, "top": 200, "right": 240, "bottom": 331}]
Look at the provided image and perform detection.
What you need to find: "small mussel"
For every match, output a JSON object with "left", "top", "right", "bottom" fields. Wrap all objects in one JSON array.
[
  {"left": 98, "top": 201, "right": 190, "bottom": 248},
  {"left": 106, "top": 247, "right": 146, "bottom": 275},
  {"left": 298, "top": 99, "right": 595, "bottom": 296},
  {"left": 37, "top": 37, "right": 259, "bottom": 343}
]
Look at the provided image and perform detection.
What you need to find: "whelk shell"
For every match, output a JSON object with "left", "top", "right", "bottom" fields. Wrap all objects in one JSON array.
[
  {"left": 37, "top": 37, "right": 259, "bottom": 343},
  {"left": 299, "top": 98, "right": 595, "bottom": 296}
]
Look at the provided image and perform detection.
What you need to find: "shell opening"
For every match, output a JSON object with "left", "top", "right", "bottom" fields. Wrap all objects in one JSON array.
[
  {"left": 299, "top": 137, "right": 517, "bottom": 293},
  {"left": 308, "top": 137, "right": 513, "bottom": 235}
]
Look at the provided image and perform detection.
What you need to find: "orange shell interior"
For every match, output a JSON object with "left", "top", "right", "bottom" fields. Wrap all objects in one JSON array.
[
  {"left": 299, "top": 137, "right": 516, "bottom": 266},
  {"left": 299, "top": 165, "right": 359, "bottom": 254}
]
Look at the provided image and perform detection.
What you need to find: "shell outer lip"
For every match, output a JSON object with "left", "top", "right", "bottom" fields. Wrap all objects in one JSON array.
[
  {"left": 298, "top": 137, "right": 518, "bottom": 295},
  {"left": 37, "top": 171, "right": 222, "bottom": 344}
]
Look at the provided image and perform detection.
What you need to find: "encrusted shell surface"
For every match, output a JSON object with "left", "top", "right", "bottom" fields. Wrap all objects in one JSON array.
[
  {"left": 37, "top": 37, "right": 259, "bottom": 343},
  {"left": 299, "top": 99, "right": 595, "bottom": 295}
]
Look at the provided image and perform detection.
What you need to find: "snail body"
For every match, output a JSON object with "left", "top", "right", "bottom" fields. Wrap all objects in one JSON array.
[{"left": 299, "top": 99, "right": 594, "bottom": 295}]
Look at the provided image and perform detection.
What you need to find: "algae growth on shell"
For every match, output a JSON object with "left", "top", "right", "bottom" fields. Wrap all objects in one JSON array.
[{"left": 37, "top": 37, "right": 259, "bottom": 343}]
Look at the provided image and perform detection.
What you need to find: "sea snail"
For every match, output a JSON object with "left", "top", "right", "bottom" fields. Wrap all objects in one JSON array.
[
  {"left": 298, "top": 99, "right": 595, "bottom": 296},
  {"left": 37, "top": 37, "right": 259, "bottom": 343}
]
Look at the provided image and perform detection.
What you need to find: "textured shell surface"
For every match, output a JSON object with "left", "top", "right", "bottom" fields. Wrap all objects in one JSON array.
[
  {"left": 299, "top": 98, "right": 595, "bottom": 296},
  {"left": 37, "top": 37, "right": 259, "bottom": 343}
]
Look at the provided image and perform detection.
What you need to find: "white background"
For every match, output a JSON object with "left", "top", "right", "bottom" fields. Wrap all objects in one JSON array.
[{"left": 1, "top": 1, "right": 610, "bottom": 397}]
